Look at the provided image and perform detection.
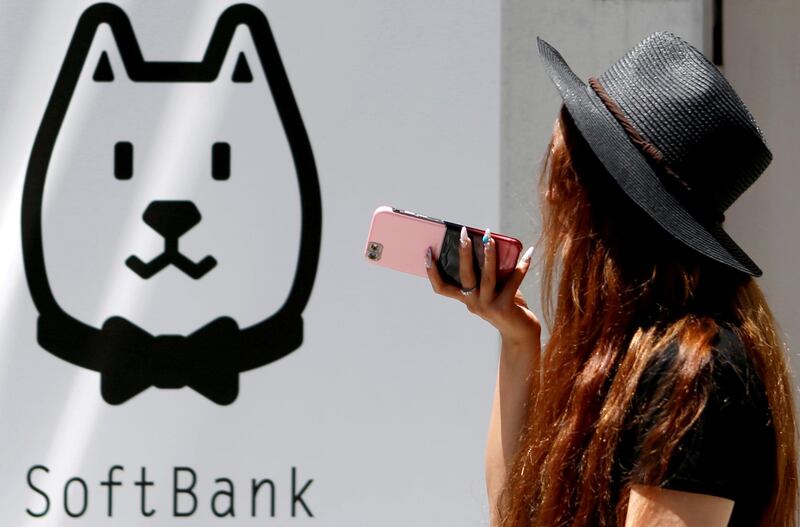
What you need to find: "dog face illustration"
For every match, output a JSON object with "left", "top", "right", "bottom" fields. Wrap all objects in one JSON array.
[{"left": 22, "top": 4, "right": 321, "bottom": 405}]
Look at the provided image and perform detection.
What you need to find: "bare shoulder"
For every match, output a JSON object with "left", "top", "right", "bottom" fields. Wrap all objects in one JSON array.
[{"left": 624, "top": 484, "right": 733, "bottom": 527}]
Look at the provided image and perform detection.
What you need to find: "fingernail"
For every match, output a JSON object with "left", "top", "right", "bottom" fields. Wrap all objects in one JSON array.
[
  {"left": 520, "top": 246, "right": 533, "bottom": 263},
  {"left": 482, "top": 228, "right": 492, "bottom": 245},
  {"left": 460, "top": 226, "right": 469, "bottom": 248},
  {"left": 425, "top": 247, "right": 432, "bottom": 268}
]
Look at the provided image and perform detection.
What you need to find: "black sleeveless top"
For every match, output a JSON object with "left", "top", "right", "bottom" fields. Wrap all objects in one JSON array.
[{"left": 615, "top": 324, "right": 776, "bottom": 526}]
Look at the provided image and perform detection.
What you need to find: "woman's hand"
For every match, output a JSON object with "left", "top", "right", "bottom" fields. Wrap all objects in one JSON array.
[{"left": 424, "top": 226, "right": 540, "bottom": 347}]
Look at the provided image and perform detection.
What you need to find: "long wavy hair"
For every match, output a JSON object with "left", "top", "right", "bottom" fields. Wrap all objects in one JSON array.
[{"left": 496, "top": 106, "right": 798, "bottom": 526}]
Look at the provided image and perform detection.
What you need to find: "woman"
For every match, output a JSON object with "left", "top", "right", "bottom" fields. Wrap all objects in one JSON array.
[{"left": 424, "top": 33, "right": 798, "bottom": 526}]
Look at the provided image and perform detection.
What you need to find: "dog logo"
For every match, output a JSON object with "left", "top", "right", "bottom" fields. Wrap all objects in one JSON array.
[{"left": 21, "top": 3, "right": 322, "bottom": 405}]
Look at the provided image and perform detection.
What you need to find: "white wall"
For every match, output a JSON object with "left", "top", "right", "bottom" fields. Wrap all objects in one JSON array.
[{"left": 722, "top": 0, "right": 800, "bottom": 401}]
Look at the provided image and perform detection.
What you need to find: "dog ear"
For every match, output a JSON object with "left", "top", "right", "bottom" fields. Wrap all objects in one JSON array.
[
  {"left": 218, "top": 25, "right": 262, "bottom": 84},
  {"left": 94, "top": 50, "right": 115, "bottom": 81},
  {"left": 87, "top": 22, "right": 129, "bottom": 83},
  {"left": 231, "top": 51, "right": 253, "bottom": 83},
  {"left": 58, "top": 4, "right": 135, "bottom": 84}
]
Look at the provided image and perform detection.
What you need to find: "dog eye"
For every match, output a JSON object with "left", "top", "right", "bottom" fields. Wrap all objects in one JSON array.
[
  {"left": 212, "top": 142, "right": 230, "bottom": 181},
  {"left": 114, "top": 141, "right": 133, "bottom": 180}
]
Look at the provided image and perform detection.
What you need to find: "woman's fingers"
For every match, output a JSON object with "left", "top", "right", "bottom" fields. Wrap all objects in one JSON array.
[
  {"left": 497, "top": 246, "right": 534, "bottom": 306},
  {"left": 426, "top": 240, "right": 540, "bottom": 345},
  {"left": 458, "top": 226, "right": 478, "bottom": 293},
  {"left": 426, "top": 232, "right": 531, "bottom": 317},
  {"left": 425, "top": 246, "right": 462, "bottom": 299},
  {"left": 480, "top": 232, "right": 497, "bottom": 304}
]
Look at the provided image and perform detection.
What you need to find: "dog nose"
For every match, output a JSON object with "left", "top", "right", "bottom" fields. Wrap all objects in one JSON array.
[{"left": 142, "top": 200, "right": 202, "bottom": 239}]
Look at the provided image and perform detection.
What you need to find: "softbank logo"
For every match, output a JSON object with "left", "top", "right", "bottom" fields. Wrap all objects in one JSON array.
[
  {"left": 26, "top": 465, "right": 315, "bottom": 519},
  {"left": 22, "top": 3, "right": 321, "bottom": 405}
]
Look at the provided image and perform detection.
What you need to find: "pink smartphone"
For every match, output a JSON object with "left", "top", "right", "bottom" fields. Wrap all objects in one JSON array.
[{"left": 364, "top": 206, "right": 523, "bottom": 289}]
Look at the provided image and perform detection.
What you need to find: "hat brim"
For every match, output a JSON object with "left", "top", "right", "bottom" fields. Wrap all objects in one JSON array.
[{"left": 536, "top": 37, "right": 761, "bottom": 277}]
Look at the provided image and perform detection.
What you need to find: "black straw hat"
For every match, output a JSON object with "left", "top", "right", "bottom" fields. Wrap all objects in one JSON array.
[{"left": 537, "top": 32, "right": 771, "bottom": 277}]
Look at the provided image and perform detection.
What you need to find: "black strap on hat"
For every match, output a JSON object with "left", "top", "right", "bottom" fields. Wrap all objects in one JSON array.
[{"left": 587, "top": 77, "right": 725, "bottom": 226}]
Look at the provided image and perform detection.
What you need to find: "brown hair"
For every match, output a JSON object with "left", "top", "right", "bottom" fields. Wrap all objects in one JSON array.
[{"left": 496, "top": 106, "right": 798, "bottom": 526}]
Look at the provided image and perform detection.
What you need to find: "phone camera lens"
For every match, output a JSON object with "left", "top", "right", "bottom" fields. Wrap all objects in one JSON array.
[{"left": 366, "top": 241, "right": 383, "bottom": 261}]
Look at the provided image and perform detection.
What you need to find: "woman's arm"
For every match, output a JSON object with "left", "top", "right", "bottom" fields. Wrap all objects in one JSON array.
[
  {"left": 425, "top": 229, "right": 540, "bottom": 524},
  {"left": 485, "top": 338, "right": 538, "bottom": 525},
  {"left": 624, "top": 485, "right": 734, "bottom": 527}
]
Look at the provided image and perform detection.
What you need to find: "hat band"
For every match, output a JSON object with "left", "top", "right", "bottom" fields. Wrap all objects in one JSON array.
[{"left": 587, "top": 77, "right": 725, "bottom": 225}]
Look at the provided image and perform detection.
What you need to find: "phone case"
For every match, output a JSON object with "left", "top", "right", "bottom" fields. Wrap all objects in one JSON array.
[{"left": 364, "top": 206, "right": 523, "bottom": 289}]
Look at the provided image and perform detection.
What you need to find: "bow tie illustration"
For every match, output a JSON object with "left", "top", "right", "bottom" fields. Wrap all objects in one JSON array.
[{"left": 98, "top": 316, "right": 241, "bottom": 405}]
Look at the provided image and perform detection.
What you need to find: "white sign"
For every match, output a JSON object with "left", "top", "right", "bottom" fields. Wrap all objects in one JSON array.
[{"left": 0, "top": 1, "right": 500, "bottom": 524}]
